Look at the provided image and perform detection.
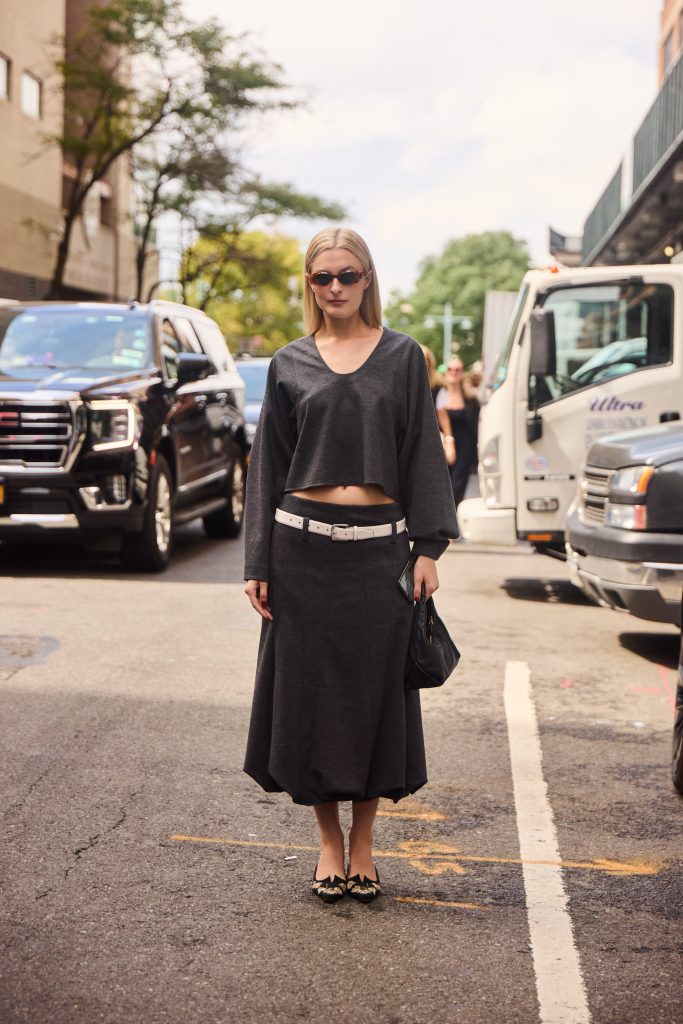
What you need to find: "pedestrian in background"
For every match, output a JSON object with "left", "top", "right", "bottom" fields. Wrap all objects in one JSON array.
[
  {"left": 243, "top": 227, "right": 457, "bottom": 904},
  {"left": 466, "top": 360, "right": 484, "bottom": 402},
  {"left": 420, "top": 343, "right": 455, "bottom": 466},
  {"left": 436, "top": 357, "right": 480, "bottom": 523},
  {"left": 419, "top": 343, "right": 443, "bottom": 405}
]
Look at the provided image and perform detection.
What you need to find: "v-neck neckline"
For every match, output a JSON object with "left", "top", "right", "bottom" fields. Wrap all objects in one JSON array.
[{"left": 309, "top": 328, "right": 386, "bottom": 377}]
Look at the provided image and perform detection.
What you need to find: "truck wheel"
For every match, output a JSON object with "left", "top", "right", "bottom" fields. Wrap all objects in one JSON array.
[
  {"left": 673, "top": 678, "right": 683, "bottom": 795},
  {"left": 203, "top": 454, "right": 245, "bottom": 539},
  {"left": 122, "top": 455, "right": 173, "bottom": 572}
]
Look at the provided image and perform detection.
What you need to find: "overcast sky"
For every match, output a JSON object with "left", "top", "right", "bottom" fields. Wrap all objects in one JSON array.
[{"left": 185, "top": 0, "right": 661, "bottom": 300}]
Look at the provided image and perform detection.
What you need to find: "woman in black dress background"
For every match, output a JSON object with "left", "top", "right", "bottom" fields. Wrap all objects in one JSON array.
[
  {"left": 243, "top": 228, "right": 457, "bottom": 903},
  {"left": 436, "top": 357, "right": 480, "bottom": 524}
]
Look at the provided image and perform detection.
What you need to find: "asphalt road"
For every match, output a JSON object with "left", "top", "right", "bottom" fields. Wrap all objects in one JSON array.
[{"left": 0, "top": 524, "right": 681, "bottom": 1024}]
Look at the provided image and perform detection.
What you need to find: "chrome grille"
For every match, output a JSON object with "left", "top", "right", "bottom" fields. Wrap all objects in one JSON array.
[
  {"left": 0, "top": 401, "right": 74, "bottom": 467},
  {"left": 580, "top": 465, "right": 615, "bottom": 526}
]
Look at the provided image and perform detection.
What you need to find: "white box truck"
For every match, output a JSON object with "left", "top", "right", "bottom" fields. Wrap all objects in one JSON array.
[{"left": 459, "top": 264, "right": 682, "bottom": 556}]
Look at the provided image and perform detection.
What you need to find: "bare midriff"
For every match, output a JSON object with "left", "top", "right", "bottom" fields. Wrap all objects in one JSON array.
[{"left": 290, "top": 484, "right": 396, "bottom": 505}]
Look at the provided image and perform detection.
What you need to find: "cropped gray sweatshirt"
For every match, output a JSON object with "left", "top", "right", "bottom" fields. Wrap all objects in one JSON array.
[{"left": 243, "top": 327, "right": 458, "bottom": 581}]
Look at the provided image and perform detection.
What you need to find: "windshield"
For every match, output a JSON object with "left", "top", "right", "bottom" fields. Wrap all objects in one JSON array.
[
  {"left": 237, "top": 361, "right": 271, "bottom": 402},
  {"left": 0, "top": 308, "right": 154, "bottom": 377},
  {"left": 532, "top": 282, "right": 673, "bottom": 404},
  {"left": 491, "top": 284, "right": 529, "bottom": 392}
]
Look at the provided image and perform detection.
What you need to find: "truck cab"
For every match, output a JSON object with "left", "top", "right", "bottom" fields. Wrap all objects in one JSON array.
[{"left": 460, "top": 265, "right": 683, "bottom": 556}]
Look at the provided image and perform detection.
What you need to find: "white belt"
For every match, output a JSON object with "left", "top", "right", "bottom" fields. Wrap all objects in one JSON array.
[{"left": 275, "top": 508, "right": 407, "bottom": 542}]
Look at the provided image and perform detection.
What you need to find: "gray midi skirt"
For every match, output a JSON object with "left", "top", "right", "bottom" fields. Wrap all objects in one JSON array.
[{"left": 243, "top": 494, "right": 427, "bottom": 806}]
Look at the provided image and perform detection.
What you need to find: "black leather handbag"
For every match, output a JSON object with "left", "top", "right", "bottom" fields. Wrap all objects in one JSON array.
[{"left": 405, "top": 584, "right": 460, "bottom": 690}]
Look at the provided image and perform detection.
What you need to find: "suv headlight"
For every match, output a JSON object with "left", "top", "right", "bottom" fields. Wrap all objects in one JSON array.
[
  {"left": 88, "top": 400, "right": 138, "bottom": 451},
  {"left": 605, "top": 465, "right": 654, "bottom": 530}
]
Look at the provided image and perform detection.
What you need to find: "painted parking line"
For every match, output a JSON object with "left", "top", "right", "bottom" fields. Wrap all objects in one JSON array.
[
  {"left": 169, "top": 835, "right": 661, "bottom": 877},
  {"left": 504, "top": 660, "right": 591, "bottom": 1024}
]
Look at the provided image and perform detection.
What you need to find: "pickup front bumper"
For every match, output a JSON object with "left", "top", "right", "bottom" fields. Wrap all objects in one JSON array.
[{"left": 567, "top": 512, "right": 682, "bottom": 626}]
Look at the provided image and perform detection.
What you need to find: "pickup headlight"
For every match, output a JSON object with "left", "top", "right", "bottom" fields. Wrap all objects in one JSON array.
[
  {"left": 609, "top": 465, "right": 654, "bottom": 496},
  {"left": 88, "top": 400, "right": 138, "bottom": 451},
  {"left": 604, "top": 503, "right": 648, "bottom": 529},
  {"left": 481, "top": 435, "right": 501, "bottom": 506},
  {"left": 605, "top": 465, "right": 654, "bottom": 530}
]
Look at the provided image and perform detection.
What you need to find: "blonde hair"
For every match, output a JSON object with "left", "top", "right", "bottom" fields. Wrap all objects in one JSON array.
[
  {"left": 303, "top": 227, "right": 382, "bottom": 335},
  {"left": 420, "top": 344, "right": 443, "bottom": 390}
]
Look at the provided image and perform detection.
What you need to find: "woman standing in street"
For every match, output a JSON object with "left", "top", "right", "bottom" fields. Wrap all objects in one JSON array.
[
  {"left": 243, "top": 228, "right": 457, "bottom": 904},
  {"left": 436, "top": 357, "right": 480, "bottom": 524}
]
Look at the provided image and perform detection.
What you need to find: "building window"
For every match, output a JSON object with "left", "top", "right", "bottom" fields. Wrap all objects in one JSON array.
[
  {"left": 0, "top": 55, "right": 9, "bottom": 100},
  {"left": 20, "top": 72, "right": 41, "bottom": 118}
]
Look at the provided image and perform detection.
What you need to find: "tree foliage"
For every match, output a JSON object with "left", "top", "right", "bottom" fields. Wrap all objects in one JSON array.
[
  {"left": 385, "top": 232, "right": 530, "bottom": 366},
  {"left": 182, "top": 230, "right": 304, "bottom": 353},
  {"left": 47, "top": 0, "right": 344, "bottom": 298}
]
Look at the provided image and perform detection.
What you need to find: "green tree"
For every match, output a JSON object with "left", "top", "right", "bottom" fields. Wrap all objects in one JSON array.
[
  {"left": 385, "top": 232, "right": 530, "bottom": 366},
  {"left": 183, "top": 230, "right": 305, "bottom": 353},
  {"left": 175, "top": 181, "right": 345, "bottom": 307},
  {"left": 47, "top": 0, "right": 306, "bottom": 298}
]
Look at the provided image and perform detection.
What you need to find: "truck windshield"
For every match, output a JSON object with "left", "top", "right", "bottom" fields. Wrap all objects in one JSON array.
[
  {"left": 491, "top": 284, "right": 529, "bottom": 392},
  {"left": 0, "top": 308, "right": 154, "bottom": 377},
  {"left": 533, "top": 282, "right": 673, "bottom": 404}
]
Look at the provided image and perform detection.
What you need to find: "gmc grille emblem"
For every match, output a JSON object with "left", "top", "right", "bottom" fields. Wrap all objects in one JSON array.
[{"left": 0, "top": 411, "right": 19, "bottom": 426}]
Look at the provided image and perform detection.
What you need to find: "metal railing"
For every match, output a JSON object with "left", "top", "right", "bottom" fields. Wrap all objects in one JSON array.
[
  {"left": 582, "top": 165, "right": 622, "bottom": 262},
  {"left": 582, "top": 49, "right": 683, "bottom": 263},
  {"left": 633, "top": 53, "right": 683, "bottom": 192}
]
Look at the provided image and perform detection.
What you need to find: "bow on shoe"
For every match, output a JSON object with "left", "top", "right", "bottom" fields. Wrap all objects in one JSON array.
[{"left": 311, "top": 872, "right": 347, "bottom": 903}]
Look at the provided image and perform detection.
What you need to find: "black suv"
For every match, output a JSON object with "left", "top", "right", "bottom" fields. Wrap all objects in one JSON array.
[{"left": 0, "top": 300, "right": 247, "bottom": 570}]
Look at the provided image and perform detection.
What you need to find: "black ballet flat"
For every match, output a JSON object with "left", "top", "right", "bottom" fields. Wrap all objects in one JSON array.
[
  {"left": 311, "top": 866, "right": 347, "bottom": 903},
  {"left": 346, "top": 868, "right": 382, "bottom": 903}
]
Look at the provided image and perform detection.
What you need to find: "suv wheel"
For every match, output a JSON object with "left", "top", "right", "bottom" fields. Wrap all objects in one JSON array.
[
  {"left": 203, "top": 453, "right": 245, "bottom": 539},
  {"left": 122, "top": 454, "right": 173, "bottom": 571}
]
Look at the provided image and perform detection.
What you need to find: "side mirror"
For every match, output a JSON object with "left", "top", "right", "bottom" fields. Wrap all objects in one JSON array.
[
  {"left": 526, "top": 413, "right": 543, "bottom": 443},
  {"left": 175, "top": 352, "right": 213, "bottom": 386},
  {"left": 529, "top": 309, "right": 557, "bottom": 378}
]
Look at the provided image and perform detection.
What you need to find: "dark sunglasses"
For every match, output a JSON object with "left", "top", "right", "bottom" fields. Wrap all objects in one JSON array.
[{"left": 307, "top": 270, "right": 366, "bottom": 287}]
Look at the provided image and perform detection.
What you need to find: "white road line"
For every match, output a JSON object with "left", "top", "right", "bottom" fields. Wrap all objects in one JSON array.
[{"left": 504, "top": 660, "right": 591, "bottom": 1024}]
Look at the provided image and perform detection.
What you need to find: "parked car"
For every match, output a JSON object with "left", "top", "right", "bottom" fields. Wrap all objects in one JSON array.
[
  {"left": 0, "top": 300, "right": 247, "bottom": 570},
  {"left": 566, "top": 422, "right": 683, "bottom": 626},
  {"left": 235, "top": 355, "right": 272, "bottom": 454}
]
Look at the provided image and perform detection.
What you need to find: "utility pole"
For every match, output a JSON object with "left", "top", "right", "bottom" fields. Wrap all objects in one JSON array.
[{"left": 425, "top": 303, "right": 473, "bottom": 364}]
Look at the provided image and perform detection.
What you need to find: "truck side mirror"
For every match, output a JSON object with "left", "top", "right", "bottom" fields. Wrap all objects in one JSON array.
[
  {"left": 529, "top": 309, "right": 557, "bottom": 378},
  {"left": 175, "top": 352, "right": 213, "bottom": 386}
]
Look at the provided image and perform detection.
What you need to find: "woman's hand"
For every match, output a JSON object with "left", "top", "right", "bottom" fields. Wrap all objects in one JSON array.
[
  {"left": 413, "top": 556, "right": 439, "bottom": 601},
  {"left": 245, "top": 579, "right": 273, "bottom": 620},
  {"left": 442, "top": 434, "right": 456, "bottom": 466}
]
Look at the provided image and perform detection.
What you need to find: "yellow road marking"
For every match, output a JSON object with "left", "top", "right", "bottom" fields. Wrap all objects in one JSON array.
[
  {"left": 395, "top": 896, "right": 490, "bottom": 911},
  {"left": 377, "top": 797, "right": 447, "bottom": 821},
  {"left": 169, "top": 835, "right": 662, "bottom": 877},
  {"left": 377, "top": 810, "right": 447, "bottom": 820}
]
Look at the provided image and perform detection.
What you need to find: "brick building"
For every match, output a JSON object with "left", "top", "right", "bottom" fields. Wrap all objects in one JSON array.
[{"left": 0, "top": 0, "right": 151, "bottom": 300}]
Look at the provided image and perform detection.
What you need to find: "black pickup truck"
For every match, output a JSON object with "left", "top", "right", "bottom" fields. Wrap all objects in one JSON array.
[
  {"left": 0, "top": 300, "right": 247, "bottom": 570},
  {"left": 566, "top": 422, "right": 683, "bottom": 626}
]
